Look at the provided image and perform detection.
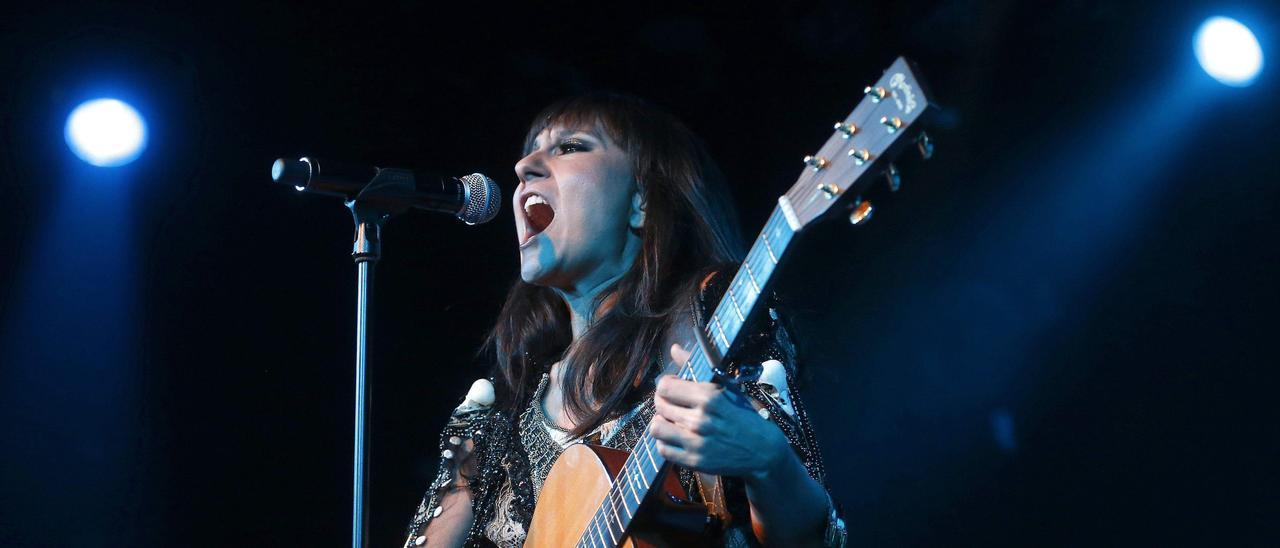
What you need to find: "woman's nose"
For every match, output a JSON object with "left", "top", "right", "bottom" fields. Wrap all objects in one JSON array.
[{"left": 515, "top": 152, "right": 547, "bottom": 184}]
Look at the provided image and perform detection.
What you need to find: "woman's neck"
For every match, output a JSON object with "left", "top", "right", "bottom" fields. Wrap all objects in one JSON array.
[
  {"left": 555, "top": 232, "right": 642, "bottom": 339},
  {"left": 556, "top": 271, "right": 625, "bottom": 339}
]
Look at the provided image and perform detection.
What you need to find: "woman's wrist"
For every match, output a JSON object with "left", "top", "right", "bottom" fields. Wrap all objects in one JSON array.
[{"left": 745, "top": 429, "right": 799, "bottom": 486}]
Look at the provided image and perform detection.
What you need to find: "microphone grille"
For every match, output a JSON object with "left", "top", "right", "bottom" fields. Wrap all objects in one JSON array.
[{"left": 458, "top": 173, "right": 501, "bottom": 225}]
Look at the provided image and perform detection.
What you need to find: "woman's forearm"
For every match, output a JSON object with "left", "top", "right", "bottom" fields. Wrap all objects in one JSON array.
[{"left": 744, "top": 445, "right": 830, "bottom": 547}]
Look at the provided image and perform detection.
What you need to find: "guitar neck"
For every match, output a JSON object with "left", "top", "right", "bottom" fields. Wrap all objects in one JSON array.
[
  {"left": 574, "top": 205, "right": 797, "bottom": 547},
  {"left": 575, "top": 56, "right": 933, "bottom": 546}
]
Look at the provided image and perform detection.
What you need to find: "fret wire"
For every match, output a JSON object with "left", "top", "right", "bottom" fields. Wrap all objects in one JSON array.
[
  {"left": 592, "top": 515, "right": 607, "bottom": 547},
  {"left": 712, "top": 308, "right": 740, "bottom": 343},
  {"left": 616, "top": 462, "right": 642, "bottom": 519},
  {"left": 599, "top": 486, "right": 619, "bottom": 527},
  {"left": 727, "top": 282, "right": 747, "bottom": 323},
  {"left": 622, "top": 464, "right": 643, "bottom": 507},
  {"left": 767, "top": 208, "right": 788, "bottom": 248},
  {"left": 742, "top": 260, "right": 761, "bottom": 295},
  {"left": 595, "top": 430, "right": 667, "bottom": 544},
  {"left": 720, "top": 314, "right": 737, "bottom": 344},
  {"left": 607, "top": 484, "right": 626, "bottom": 532},
  {"left": 749, "top": 259, "right": 766, "bottom": 296},
  {"left": 754, "top": 245, "right": 773, "bottom": 275},
  {"left": 601, "top": 508, "right": 617, "bottom": 546},
  {"left": 601, "top": 483, "right": 623, "bottom": 543},
  {"left": 605, "top": 516, "right": 617, "bottom": 546},
  {"left": 708, "top": 316, "right": 729, "bottom": 352},
  {"left": 748, "top": 240, "right": 766, "bottom": 278},
  {"left": 760, "top": 232, "right": 778, "bottom": 264},
  {"left": 690, "top": 349, "right": 710, "bottom": 381},
  {"left": 640, "top": 438, "right": 658, "bottom": 475},
  {"left": 643, "top": 434, "right": 660, "bottom": 470},
  {"left": 714, "top": 317, "right": 730, "bottom": 352},
  {"left": 613, "top": 489, "right": 629, "bottom": 536}
]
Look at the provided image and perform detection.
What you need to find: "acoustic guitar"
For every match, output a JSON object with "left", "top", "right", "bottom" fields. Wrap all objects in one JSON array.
[{"left": 525, "top": 56, "right": 935, "bottom": 547}]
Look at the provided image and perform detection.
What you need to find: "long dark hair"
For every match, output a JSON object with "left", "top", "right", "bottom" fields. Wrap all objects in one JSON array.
[{"left": 485, "top": 92, "right": 744, "bottom": 438}]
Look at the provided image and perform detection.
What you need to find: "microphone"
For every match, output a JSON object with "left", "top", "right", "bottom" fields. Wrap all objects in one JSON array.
[{"left": 271, "top": 157, "right": 502, "bottom": 225}]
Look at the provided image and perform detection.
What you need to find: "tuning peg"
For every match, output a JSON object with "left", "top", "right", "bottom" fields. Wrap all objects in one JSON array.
[
  {"left": 916, "top": 132, "right": 934, "bottom": 160},
  {"left": 880, "top": 116, "right": 903, "bottom": 133},
  {"left": 864, "top": 86, "right": 888, "bottom": 103},
  {"left": 884, "top": 163, "right": 900, "bottom": 192},
  {"left": 846, "top": 148, "right": 871, "bottom": 166},
  {"left": 834, "top": 121, "right": 857, "bottom": 138},
  {"left": 803, "top": 155, "right": 829, "bottom": 171},
  {"left": 817, "top": 183, "right": 841, "bottom": 199},
  {"left": 849, "top": 198, "right": 874, "bottom": 225}
]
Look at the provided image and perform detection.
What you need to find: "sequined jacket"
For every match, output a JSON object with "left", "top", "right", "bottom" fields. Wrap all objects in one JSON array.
[{"left": 404, "top": 270, "right": 832, "bottom": 547}]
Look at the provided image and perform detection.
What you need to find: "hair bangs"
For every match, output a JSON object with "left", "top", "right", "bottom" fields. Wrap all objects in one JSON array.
[{"left": 521, "top": 94, "right": 641, "bottom": 157}]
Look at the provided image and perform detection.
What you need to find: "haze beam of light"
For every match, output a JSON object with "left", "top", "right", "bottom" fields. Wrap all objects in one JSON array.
[
  {"left": 0, "top": 165, "right": 143, "bottom": 544},
  {"left": 822, "top": 59, "right": 1227, "bottom": 524}
]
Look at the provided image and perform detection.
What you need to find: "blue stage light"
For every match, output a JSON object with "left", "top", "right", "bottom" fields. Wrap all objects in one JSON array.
[
  {"left": 64, "top": 98, "right": 148, "bottom": 167},
  {"left": 1194, "top": 16, "right": 1264, "bottom": 87}
]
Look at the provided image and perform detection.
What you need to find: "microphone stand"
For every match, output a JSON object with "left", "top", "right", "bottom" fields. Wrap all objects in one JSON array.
[{"left": 344, "top": 170, "right": 414, "bottom": 548}]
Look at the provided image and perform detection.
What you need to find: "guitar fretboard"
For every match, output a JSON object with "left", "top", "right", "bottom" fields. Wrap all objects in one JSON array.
[{"left": 575, "top": 206, "right": 797, "bottom": 547}]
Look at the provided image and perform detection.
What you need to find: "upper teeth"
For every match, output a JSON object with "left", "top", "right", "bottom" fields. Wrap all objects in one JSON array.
[{"left": 524, "top": 194, "right": 547, "bottom": 214}]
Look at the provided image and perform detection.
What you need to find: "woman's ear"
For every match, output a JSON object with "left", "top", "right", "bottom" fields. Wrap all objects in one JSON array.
[{"left": 629, "top": 191, "right": 646, "bottom": 230}]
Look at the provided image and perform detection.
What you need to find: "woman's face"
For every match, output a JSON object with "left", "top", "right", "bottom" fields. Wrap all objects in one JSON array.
[{"left": 513, "top": 123, "right": 642, "bottom": 293}]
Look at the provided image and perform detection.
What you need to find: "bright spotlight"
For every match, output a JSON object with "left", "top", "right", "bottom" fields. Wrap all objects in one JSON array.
[
  {"left": 64, "top": 98, "right": 148, "bottom": 167},
  {"left": 1194, "top": 16, "right": 1264, "bottom": 87}
]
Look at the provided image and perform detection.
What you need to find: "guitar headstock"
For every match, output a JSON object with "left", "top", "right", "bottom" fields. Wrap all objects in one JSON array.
[{"left": 779, "top": 56, "right": 934, "bottom": 230}]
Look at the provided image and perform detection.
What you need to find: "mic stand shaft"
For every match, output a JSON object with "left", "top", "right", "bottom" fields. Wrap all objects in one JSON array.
[{"left": 344, "top": 169, "right": 412, "bottom": 548}]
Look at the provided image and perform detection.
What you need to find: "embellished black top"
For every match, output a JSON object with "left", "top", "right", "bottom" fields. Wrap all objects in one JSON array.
[{"left": 403, "top": 271, "right": 834, "bottom": 547}]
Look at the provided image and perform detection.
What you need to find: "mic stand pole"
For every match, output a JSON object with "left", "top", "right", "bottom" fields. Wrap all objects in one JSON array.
[{"left": 344, "top": 170, "right": 414, "bottom": 548}]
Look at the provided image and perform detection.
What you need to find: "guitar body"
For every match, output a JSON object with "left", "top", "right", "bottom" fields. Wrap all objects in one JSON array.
[{"left": 524, "top": 444, "right": 713, "bottom": 547}]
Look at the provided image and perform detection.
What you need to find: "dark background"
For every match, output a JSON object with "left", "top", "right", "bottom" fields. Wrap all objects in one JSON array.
[{"left": 2, "top": 1, "right": 1278, "bottom": 546}]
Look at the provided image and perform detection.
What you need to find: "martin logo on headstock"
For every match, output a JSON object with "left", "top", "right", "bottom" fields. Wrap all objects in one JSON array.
[
  {"left": 522, "top": 55, "right": 937, "bottom": 548},
  {"left": 780, "top": 56, "right": 935, "bottom": 232}
]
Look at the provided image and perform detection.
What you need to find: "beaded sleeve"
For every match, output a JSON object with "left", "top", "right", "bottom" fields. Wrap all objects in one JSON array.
[{"left": 403, "top": 400, "right": 521, "bottom": 548}]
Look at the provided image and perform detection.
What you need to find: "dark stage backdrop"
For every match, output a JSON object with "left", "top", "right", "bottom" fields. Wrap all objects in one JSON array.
[{"left": 2, "top": 1, "right": 1277, "bottom": 546}]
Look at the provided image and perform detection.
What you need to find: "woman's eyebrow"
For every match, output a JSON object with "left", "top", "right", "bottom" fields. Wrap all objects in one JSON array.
[
  {"left": 562, "top": 127, "right": 608, "bottom": 146},
  {"left": 530, "top": 126, "right": 606, "bottom": 152}
]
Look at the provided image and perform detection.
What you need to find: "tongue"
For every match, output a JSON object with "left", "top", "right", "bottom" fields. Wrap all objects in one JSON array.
[{"left": 527, "top": 202, "right": 555, "bottom": 234}]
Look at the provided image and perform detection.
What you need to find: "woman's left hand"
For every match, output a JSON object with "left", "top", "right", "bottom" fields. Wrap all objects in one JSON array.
[{"left": 649, "top": 343, "right": 792, "bottom": 481}]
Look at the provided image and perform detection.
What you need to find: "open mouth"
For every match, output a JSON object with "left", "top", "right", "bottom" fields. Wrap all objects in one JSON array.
[{"left": 521, "top": 194, "right": 555, "bottom": 245}]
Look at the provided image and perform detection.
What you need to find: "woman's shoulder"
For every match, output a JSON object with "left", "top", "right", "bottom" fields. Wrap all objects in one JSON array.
[{"left": 438, "top": 378, "right": 510, "bottom": 435}]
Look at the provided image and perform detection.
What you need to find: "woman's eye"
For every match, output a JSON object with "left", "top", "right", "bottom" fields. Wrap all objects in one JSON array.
[{"left": 557, "top": 140, "right": 589, "bottom": 154}]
